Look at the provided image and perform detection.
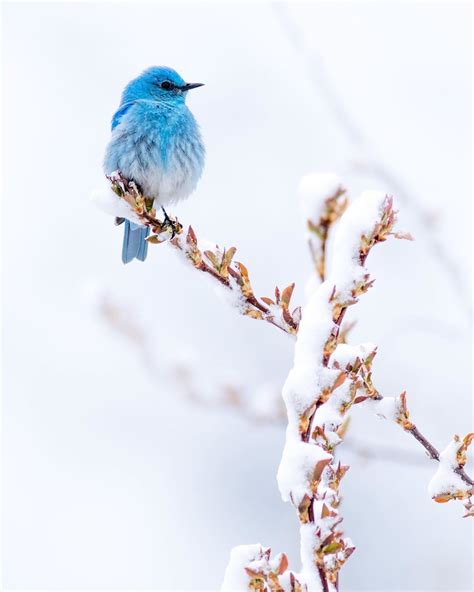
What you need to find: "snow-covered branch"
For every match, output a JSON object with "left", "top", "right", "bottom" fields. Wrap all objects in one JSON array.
[
  {"left": 221, "top": 188, "right": 401, "bottom": 591},
  {"left": 220, "top": 177, "right": 471, "bottom": 590},
  {"left": 372, "top": 393, "right": 474, "bottom": 514},
  {"left": 300, "top": 176, "right": 473, "bottom": 513},
  {"left": 93, "top": 171, "right": 472, "bottom": 590}
]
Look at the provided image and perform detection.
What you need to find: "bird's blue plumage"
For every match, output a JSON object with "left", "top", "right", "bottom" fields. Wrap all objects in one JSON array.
[
  {"left": 104, "top": 66, "right": 205, "bottom": 263},
  {"left": 111, "top": 102, "right": 135, "bottom": 131}
]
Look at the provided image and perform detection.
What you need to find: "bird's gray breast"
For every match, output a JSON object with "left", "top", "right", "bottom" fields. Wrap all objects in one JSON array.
[{"left": 105, "top": 103, "right": 205, "bottom": 206}]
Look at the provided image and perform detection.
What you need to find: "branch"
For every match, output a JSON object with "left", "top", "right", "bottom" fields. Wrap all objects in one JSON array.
[
  {"left": 92, "top": 289, "right": 287, "bottom": 423},
  {"left": 299, "top": 174, "right": 473, "bottom": 511},
  {"left": 226, "top": 192, "right": 400, "bottom": 591},
  {"left": 369, "top": 393, "right": 474, "bottom": 511},
  {"left": 106, "top": 171, "right": 301, "bottom": 336},
  {"left": 95, "top": 172, "right": 472, "bottom": 589}
]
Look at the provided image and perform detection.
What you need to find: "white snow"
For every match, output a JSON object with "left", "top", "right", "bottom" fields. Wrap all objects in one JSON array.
[
  {"left": 299, "top": 523, "right": 323, "bottom": 591},
  {"left": 312, "top": 380, "right": 351, "bottom": 433},
  {"left": 330, "top": 191, "right": 387, "bottom": 299},
  {"left": 369, "top": 396, "right": 400, "bottom": 422},
  {"left": 428, "top": 438, "right": 471, "bottom": 499},
  {"left": 221, "top": 544, "right": 264, "bottom": 590},
  {"left": 330, "top": 342, "right": 376, "bottom": 370},
  {"left": 223, "top": 188, "right": 393, "bottom": 587},
  {"left": 276, "top": 189, "right": 391, "bottom": 585},
  {"left": 90, "top": 181, "right": 143, "bottom": 225},
  {"left": 277, "top": 437, "right": 332, "bottom": 504}
]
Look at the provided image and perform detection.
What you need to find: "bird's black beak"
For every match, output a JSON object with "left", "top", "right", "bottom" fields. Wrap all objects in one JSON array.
[{"left": 180, "top": 82, "right": 205, "bottom": 91}]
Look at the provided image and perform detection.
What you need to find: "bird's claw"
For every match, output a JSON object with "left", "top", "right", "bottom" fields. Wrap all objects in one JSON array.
[{"left": 161, "top": 207, "right": 181, "bottom": 238}]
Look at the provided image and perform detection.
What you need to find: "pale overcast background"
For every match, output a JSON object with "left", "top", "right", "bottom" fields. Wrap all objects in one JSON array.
[{"left": 2, "top": 1, "right": 472, "bottom": 590}]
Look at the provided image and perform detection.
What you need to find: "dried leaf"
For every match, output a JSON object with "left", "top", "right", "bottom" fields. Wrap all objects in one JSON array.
[
  {"left": 223, "top": 246, "right": 237, "bottom": 268},
  {"left": 312, "top": 457, "right": 331, "bottom": 483},
  {"left": 391, "top": 230, "right": 414, "bottom": 241},
  {"left": 186, "top": 225, "right": 198, "bottom": 247},
  {"left": 321, "top": 503, "right": 331, "bottom": 518},
  {"left": 332, "top": 372, "right": 347, "bottom": 391},
  {"left": 276, "top": 553, "right": 288, "bottom": 575},
  {"left": 245, "top": 309, "right": 263, "bottom": 320},
  {"left": 433, "top": 494, "right": 452, "bottom": 503},
  {"left": 204, "top": 250, "right": 219, "bottom": 269},
  {"left": 280, "top": 283, "right": 295, "bottom": 309},
  {"left": 456, "top": 433, "right": 474, "bottom": 467},
  {"left": 298, "top": 494, "right": 312, "bottom": 523},
  {"left": 275, "top": 286, "right": 281, "bottom": 304},
  {"left": 336, "top": 417, "right": 351, "bottom": 438}
]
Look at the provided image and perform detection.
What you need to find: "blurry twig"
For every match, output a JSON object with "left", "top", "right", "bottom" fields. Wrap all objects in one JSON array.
[
  {"left": 272, "top": 2, "right": 471, "bottom": 319},
  {"left": 97, "top": 291, "right": 286, "bottom": 423},
  {"left": 96, "top": 292, "right": 434, "bottom": 468}
]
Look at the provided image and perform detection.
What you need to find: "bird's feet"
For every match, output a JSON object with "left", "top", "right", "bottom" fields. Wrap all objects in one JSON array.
[{"left": 161, "top": 207, "right": 182, "bottom": 238}]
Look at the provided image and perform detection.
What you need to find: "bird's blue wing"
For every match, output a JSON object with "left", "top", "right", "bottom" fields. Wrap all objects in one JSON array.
[{"left": 111, "top": 101, "right": 135, "bottom": 130}]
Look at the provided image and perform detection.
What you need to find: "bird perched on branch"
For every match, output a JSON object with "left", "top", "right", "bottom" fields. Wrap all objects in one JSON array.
[{"left": 104, "top": 66, "right": 205, "bottom": 263}]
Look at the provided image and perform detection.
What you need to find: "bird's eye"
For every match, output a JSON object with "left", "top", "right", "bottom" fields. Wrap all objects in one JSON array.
[{"left": 160, "top": 81, "right": 173, "bottom": 90}]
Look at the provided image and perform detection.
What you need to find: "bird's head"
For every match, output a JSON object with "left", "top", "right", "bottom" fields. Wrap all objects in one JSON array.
[{"left": 121, "top": 66, "right": 204, "bottom": 105}]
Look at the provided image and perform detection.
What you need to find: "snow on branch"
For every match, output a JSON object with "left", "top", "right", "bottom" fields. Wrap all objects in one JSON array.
[
  {"left": 299, "top": 175, "right": 473, "bottom": 514},
  {"left": 368, "top": 392, "right": 474, "bottom": 513},
  {"left": 220, "top": 176, "right": 472, "bottom": 590},
  {"left": 429, "top": 434, "right": 474, "bottom": 515},
  {"left": 220, "top": 186, "right": 401, "bottom": 591},
  {"left": 276, "top": 191, "right": 396, "bottom": 591},
  {"left": 221, "top": 544, "right": 293, "bottom": 591},
  {"left": 93, "top": 171, "right": 472, "bottom": 590}
]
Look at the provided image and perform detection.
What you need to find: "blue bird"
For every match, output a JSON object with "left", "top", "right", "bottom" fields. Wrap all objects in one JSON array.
[{"left": 104, "top": 66, "right": 205, "bottom": 263}]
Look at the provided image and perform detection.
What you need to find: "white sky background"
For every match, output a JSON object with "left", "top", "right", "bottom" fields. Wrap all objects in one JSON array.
[{"left": 2, "top": 1, "right": 472, "bottom": 590}]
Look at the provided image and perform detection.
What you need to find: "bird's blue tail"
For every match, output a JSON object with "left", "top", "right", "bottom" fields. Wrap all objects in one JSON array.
[{"left": 122, "top": 221, "right": 150, "bottom": 264}]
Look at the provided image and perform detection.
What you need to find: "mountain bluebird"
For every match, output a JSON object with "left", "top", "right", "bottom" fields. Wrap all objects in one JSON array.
[{"left": 103, "top": 66, "right": 205, "bottom": 263}]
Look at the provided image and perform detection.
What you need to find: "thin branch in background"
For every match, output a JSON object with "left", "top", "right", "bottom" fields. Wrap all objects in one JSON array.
[
  {"left": 97, "top": 290, "right": 433, "bottom": 469},
  {"left": 271, "top": 2, "right": 471, "bottom": 319},
  {"left": 96, "top": 291, "right": 287, "bottom": 423}
]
